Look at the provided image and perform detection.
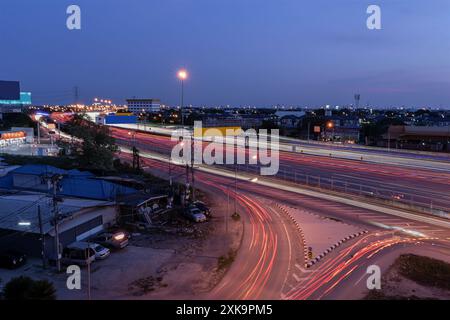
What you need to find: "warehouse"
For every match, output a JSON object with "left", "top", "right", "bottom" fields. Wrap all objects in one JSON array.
[{"left": 0, "top": 193, "right": 118, "bottom": 263}]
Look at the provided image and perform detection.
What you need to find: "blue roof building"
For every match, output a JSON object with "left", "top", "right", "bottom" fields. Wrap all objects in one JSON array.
[{"left": 0, "top": 164, "right": 137, "bottom": 200}]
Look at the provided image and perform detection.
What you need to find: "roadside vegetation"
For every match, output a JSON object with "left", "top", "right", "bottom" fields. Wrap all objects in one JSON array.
[
  {"left": 365, "top": 254, "right": 450, "bottom": 300},
  {"left": 62, "top": 113, "right": 118, "bottom": 171},
  {"left": 396, "top": 254, "right": 450, "bottom": 290},
  {"left": 0, "top": 113, "right": 35, "bottom": 131},
  {"left": 1, "top": 276, "right": 56, "bottom": 300},
  {"left": 217, "top": 250, "right": 237, "bottom": 271}
]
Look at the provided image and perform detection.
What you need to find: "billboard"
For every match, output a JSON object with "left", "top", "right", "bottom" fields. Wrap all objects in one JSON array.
[
  {"left": 0, "top": 81, "right": 20, "bottom": 100},
  {"left": 105, "top": 115, "right": 137, "bottom": 125},
  {"left": 194, "top": 126, "right": 243, "bottom": 138}
]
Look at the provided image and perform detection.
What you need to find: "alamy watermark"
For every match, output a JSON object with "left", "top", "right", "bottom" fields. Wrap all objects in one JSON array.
[
  {"left": 367, "top": 5, "right": 382, "bottom": 30},
  {"left": 66, "top": 5, "right": 81, "bottom": 30},
  {"left": 366, "top": 265, "right": 381, "bottom": 290},
  {"left": 170, "top": 121, "right": 280, "bottom": 176},
  {"left": 66, "top": 265, "right": 81, "bottom": 290}
]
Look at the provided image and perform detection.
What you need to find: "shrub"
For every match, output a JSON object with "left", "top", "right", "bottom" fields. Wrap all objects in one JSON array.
[{"left": 3, "top": 276, "right": 56, "bottom": 300}]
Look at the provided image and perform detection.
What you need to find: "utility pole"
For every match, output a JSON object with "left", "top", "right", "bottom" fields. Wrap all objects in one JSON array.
[
  {"left": 226, "top": 187, "right": 229, "bottom": 234},
  {"left": 307, "top": 122, "right": 311, "bottom": 141},
  {"left": 37, "top": 205, "right": 46, "bottom": 269},
  {"left": 234, "top": 164, "right": 237, "bottom": 215},
  {"left": 37, "top": 121, "right": 41, "bottom": 144},
  {"left": 86, "top": 239, "right": 91, "bottom": 300},
  {"left": 190, "top": 134, "right": 196, "bottom": 202},
  {"left": 388, "top": 131, "right": 391, "bottom": 152},
  {"left": 50, "top": 174, "right": 63, "bottom": 272},
  {"left": 74, "top": 86, "right": 80, "bottom": 105},
  {"left": 181, "top": 79, "right": 184, "bottom": 127}
]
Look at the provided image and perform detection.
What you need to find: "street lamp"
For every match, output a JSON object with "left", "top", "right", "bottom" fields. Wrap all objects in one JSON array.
[
  {"left": 177, "top": 69, "right": 188, "bottom": 128},
  {"left": 326, "top": 121, "right": 334, "bottom": 142}
]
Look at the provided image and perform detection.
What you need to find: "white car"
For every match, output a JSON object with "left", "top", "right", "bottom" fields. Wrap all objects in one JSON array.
[
  {"left": 89, "top": 243, "right": 111, "bottom": 260},
  {"left": 185, "top": 208, "right": 207, "bottom": 223},
  {"left": 67, "top": 241, "right": 110, "bottom": 260}
]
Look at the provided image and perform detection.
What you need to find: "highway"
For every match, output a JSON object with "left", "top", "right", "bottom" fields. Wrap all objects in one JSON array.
[
  {"left": 110, "top": 127, "right": 450, "bottom": 214},
  {"left": 119, "top": 150, "right": 450, "bottom": 300},
  {"left": 51, "top": 118, "right": 450, "bottom": 299},
  {"left": 110, "top": 123, "right": 450, "bottom": 171},
  {"left": 114, "top": 126, "right": 450, "bottom": 300}
]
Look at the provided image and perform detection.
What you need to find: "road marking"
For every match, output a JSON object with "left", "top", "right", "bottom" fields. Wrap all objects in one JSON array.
[
  {"left": 128, "top": 148, "right": 450, "bottom": 229},
  {"left": 295, "top": 264, "right": 316, "bottom": 273}
]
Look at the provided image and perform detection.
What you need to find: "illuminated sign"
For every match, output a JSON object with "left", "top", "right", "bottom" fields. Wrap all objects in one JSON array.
[
  {"left": 0, "top": 92, "right": 32, "bottom": 105},
  {"left": 1, "top": 131, "right": 26, "bottom": 140},
  {"left": 194, "top": 126, "right": 243, "bottom": 138}
]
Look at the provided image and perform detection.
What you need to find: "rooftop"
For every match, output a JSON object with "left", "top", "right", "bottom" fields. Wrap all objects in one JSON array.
[{"left": 0, "top": 192, "right": 114, "bottom": 234}]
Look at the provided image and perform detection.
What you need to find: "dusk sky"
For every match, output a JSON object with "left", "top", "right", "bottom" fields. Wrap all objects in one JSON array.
[{"left": 1, "top": 0, "right": 450, "bottom": 108}]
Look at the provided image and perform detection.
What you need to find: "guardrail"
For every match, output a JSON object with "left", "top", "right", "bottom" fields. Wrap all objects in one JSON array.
[
  {"left": 234, "top": 163, "right": 450, "bottom": 219},
  {"left": 117, "top": 138, "right": 450, "bottom": 219}
]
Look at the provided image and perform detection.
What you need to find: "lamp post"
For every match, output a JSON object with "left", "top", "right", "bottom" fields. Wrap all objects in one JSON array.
[
  {"left": 177, "top": 69, "right": 188, "bottom": 128},
  {"left": 326, "top": 121, "right": 334, "bottom": 142}
]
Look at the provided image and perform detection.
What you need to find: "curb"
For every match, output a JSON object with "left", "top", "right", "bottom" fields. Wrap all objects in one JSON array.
[{"left": 277, "top": 204, "right": 370, "bottom": 268}]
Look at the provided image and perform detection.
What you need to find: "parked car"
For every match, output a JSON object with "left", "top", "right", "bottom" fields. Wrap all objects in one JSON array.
[
  {"left": 69, "top": 242, "right": 110, "bottom": 260},
  {"left": 92, "top": 232, "right": 129, "bottom": 249},
  {"left": 89, "top": 243, "right": 111, "bottom": 260},
  {"left": 61, "top": 244, "right": 96, "bottom": 267},
  {"left": 184, "top": 207, "right": 207, "bottom": 223},
  {"left": 107, "top": 228, "right": 131, "bottom": 240},
  {"left": 191, "top": 201, "right": 211, "bottom": 217},
  {"left": 0, "top": 250, "right": 27, "bottom": 269}
]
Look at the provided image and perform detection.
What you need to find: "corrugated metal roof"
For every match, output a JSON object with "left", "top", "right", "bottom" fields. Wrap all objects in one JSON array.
[
  {"left": 0, "top": 193, "right": 114, "bottom": 234},
  {"left": 2, "top": 165, "right": 138, "bottom": 201},
  {"left": 12, "top": 164, "right": 67, "bottom": 176}
]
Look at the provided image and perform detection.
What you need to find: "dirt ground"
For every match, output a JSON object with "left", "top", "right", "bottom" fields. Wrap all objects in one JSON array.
[
  {"left": 364, "top": 249, "right": 450, "bottom": 300},
  {"left": 0, "top": 190, "right": 243, "bottom": 300},
  {"left": 128, "top": 190, "right": 244, "bottom": 299}
]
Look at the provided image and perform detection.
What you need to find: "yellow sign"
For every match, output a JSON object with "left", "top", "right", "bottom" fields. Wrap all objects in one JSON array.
[
  {"left": 116, "top": 112, "right": 133, "bottom": 116},
  {"left": 194, "top": 126, "right": 243, "bottom": 138}
]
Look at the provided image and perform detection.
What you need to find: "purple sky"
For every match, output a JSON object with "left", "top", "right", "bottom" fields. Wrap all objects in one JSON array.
[{"left": 0, "top": 0, "right": 449, "bottom": 108}]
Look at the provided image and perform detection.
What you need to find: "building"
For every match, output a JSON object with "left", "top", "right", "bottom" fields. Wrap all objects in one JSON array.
[
  {"left": 279, "top": 115, "right": 301, "bottom": 129},
  {"left": 322, "top": 115, "right": 361, "bottom": 143},
  {"left": 126, "top": 98, "right": 161, "bottom": 114},
  {"left": 382, "top": 125, "right": 450, "bottom": 152},
  {"left": 0, "top": 80, "right": 32, "bottom": 115},
  {"left": 0, "top": 193, "right": 118, "bottom": 260},
  {"left": 0, "top": 129, "right": 27, "bottom": 147},
  {"left": 0, "top": 164, "right": 142, "bottom": 261}
]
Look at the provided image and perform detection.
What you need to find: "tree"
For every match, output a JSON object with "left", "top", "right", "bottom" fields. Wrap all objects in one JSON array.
[
  {"left": 3, "top": 276, "right": 33, "bottom": 300},
  {"left": 3, "top": 276, "right": 56, "bottom": 300},
  {"left": 63, "top": 114, "right": 118, "bottom": 171},
  {"left": 28, "top": 280, "right": 57, "bottom": 300}
]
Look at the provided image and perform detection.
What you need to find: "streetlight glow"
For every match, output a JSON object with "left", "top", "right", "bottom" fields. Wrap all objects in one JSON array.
[{"left": 178, "top": 69, "right": 188, "bottom": 80}]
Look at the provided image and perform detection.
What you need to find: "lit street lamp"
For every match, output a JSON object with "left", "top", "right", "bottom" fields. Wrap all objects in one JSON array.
[{"left": 177, "top": 69, "right": 188, "bottom": 128}]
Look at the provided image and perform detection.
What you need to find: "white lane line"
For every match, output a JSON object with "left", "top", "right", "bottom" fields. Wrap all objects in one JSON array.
[
  {"left": 295, "top": 264, "right": 317, "bottom": 273},
  {"left": 131, "top": 148, "right": 450, "bottom": 229}
]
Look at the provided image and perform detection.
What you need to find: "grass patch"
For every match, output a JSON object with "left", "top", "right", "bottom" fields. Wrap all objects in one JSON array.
[
  {"left": 396, "top": 254, "right": 450, "bottom": 291},
  {"left": 218, "top": 250, "right": 237, "bottom": 271}
]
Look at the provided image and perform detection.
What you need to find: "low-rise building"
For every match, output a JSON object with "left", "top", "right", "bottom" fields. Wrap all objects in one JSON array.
[
  {"left": 126, "top": 99, "right": 161, "bottom": 114},
  {"left": 382, "top": 125, "right": 450, "bottom": 152},
  {"left": 0, "top": 164, "right": 145, "bottom": 262},
  {"left": 0, "top": 193, "right": 118, "bottom": 261}
]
